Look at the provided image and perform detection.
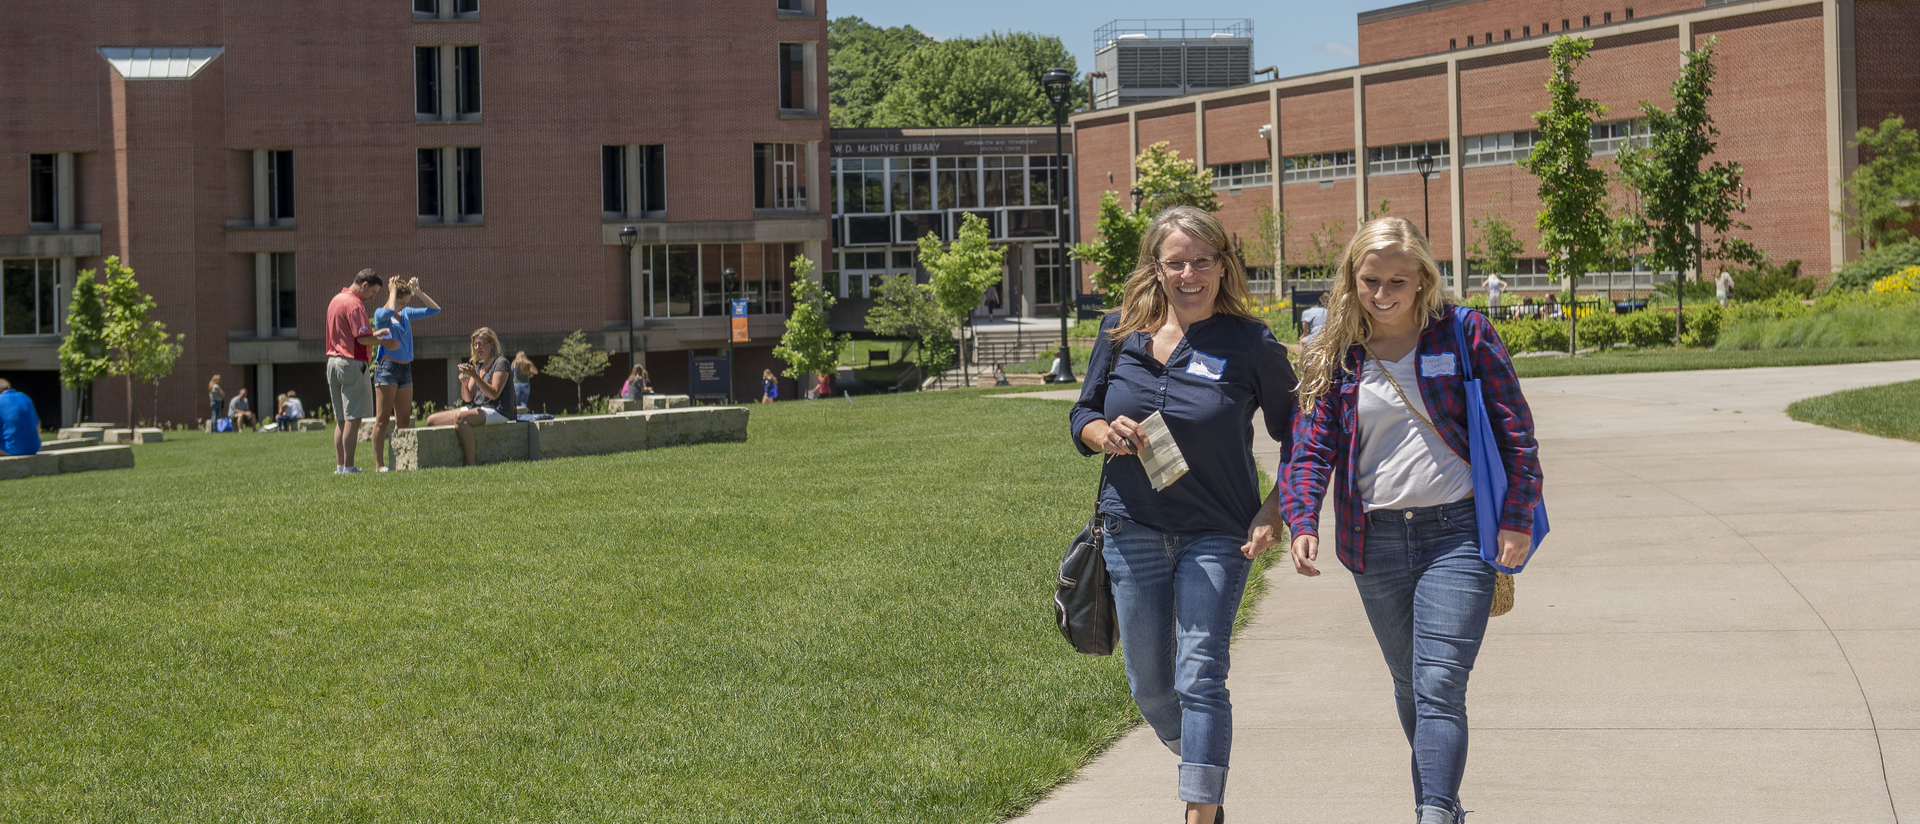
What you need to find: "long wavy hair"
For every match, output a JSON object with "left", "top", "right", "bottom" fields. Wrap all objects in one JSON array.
[
  {"left": 1295, "top": 216, "right": 1451, "bottom": 408},
  {"left": 468, "top": 327, "right": 504, "bottom": 371},
  {"left": 1108, "top": 205, "right": 1259, "bottom": 340}
]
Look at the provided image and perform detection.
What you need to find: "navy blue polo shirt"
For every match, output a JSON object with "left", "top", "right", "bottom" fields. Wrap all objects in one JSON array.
[{"left": 1070, "top": 311, "right": 1297, "bottom": 539}]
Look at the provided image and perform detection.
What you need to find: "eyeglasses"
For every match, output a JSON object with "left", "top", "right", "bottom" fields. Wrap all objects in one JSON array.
[{"left": 1158, "top": 256, "right": 1217, "bottom": 273}]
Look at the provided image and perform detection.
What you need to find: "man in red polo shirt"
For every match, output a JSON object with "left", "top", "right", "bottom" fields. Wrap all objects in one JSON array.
[{"left": 326, "top": 269, "right": 395, "bottom": 473}]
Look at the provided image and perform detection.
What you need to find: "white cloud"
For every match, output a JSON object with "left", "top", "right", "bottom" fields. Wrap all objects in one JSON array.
[{"left": 1315, "top": 41, "right": 1359, "bottom": 60}]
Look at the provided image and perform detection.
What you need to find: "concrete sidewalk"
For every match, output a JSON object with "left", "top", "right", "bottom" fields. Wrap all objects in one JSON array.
[{"left": 1000, "top": 361, "right": 1920, "bottom": 823}]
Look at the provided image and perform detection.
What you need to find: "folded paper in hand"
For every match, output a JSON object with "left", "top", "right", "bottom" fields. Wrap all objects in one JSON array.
[{"left": 1136, "top": 411, "right": 1189, "bottom": 491}]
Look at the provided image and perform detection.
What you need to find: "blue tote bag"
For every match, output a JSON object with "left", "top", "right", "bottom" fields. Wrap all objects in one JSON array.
[{"left": 1452, "top": 305, "right": 1548, "bottom": 573}]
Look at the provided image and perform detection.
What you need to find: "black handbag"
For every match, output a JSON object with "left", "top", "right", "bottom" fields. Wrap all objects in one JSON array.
[
  {"left": 1054, "top": 332, "right": 1124, "bottom": 656},
  {"left": 1055, "top": 457, "right": 1119, "bottom": 655}
]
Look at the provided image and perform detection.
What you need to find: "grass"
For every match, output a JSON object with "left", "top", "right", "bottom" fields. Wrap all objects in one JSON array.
[
  {"left": 1508, "top": 345, "right": 1920, "bottom": 378},
  {"left": 1786, "top": 379, "right": 1920, "bottom": 442},
  {"left": 1718, "top": 303, "right": 1920, "bottom": 349},
  {"left": 1, "top": 389, "right": 1274, "bottom": 823}
]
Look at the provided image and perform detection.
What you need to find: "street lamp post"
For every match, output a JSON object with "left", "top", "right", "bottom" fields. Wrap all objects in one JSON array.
[
  {"left": 1129, "top": 186, "right": 1143, "bottom": 212},
  {"left": 619, "top": 225, "right": 639, "bottom": 377},
  {"left": 724, "top": 267, "right": 738, "bottom": 404},
  {"left": 1415, "top": 153, "right": 1435, "bottom": 241},
  {"left": 1042, "top": 66, "right": 1077, "bottom": 383}
]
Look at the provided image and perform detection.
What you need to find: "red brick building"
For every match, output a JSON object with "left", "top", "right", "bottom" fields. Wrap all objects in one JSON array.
[
  {"left": 1071, "top": 0, "right": 1916, "bottom": 299},
  {"left": 0, "top": 0, "right": 830, "bottom": 428}
]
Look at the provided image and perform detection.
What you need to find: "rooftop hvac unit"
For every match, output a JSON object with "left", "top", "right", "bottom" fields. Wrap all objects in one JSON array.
[{"left": 1092, "top": 19, "right": 1253, "bottom": 109}]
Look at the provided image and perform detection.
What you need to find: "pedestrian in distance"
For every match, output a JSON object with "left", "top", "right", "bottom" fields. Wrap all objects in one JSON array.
[
  {"left": 369, "top": 276, "right": 442, "bottom": 472},
  {"left": 761, "top": 369, "right": 778, "bottom": 403},
  {"left": 1283, "top": 216, "right": 1543, "bottom": 824},
  {"left": 228, "top": 389, "right": 257, "bottom": 431},
  {"left": 1298, "top": 291, "right": 1330, "bottom": 348},
  {"left": 1069, "top": 206, "right": 1299, "bottom": 824},
  {"left": 620, "top": 365, "right": 648, "bottom": 401},
  {"left": 512, "top": 351, "right": 539, "bottom": 411},
  {"left": 325, "top": 269, "right": 396, "bottom": 473},
  {"left": 0, "top": 378, "right": 42, "bottom": 456},
  {"left": 424, "top": 327, "right": 515, "bottom": 467},
  {"left": 1483, "top": 272, "right": 1506, "bottom": 312},
  {"left": 811, "top": 372, "right": 830, "bottom": 400},
  {"left": 207, "top": 374, "right": 224, "bottom": 429},
  {"left": 1717, "top": 269, "right": 1736, "bottom": 307},
  {"left": 278, "top": 390, "right": 305, "bottom": 432}
]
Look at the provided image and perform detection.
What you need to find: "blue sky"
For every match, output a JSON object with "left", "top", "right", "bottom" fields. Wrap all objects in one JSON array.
[{"left": 825, "top": 0, "right": 1396, "bottom": 81}]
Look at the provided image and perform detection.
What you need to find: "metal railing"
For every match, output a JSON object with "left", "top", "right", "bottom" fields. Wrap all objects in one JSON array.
[{"left": 1096, "top": 18, "right": 1254, "bottom": 44}]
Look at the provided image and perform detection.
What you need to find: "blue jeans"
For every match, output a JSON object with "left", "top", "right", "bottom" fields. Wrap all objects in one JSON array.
[
  {"left": 514, "top": 382, "right": 530, "bottom": 409},
  {"left": 1353, "top": 498, "right": 1494, "bottom": 819},
  {"left": 1100, "top": 514, "right": 1251, "bottom": 805}
]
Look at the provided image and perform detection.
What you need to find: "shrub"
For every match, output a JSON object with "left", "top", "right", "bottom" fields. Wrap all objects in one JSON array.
[
  {"left": 1730, "top": 259, "right": 1817, "bottom": 302},
  {"left": 1718, "top": 288, "right": 1920, "bottom": 349},
  {"left": 1870, "top": 265, "right": 1920, "bottom": 294},
  {"left": 1826, "top": 239, "right": 1920, "bottom": 293},
  {"left": 1574, "top": 311, "right": 1624, "bottom": 350},
  {"left": 1621, "top": 309, "right": 1677, "bottom": 347},
  {"left": 1680, "top": 304, "right": 1723, "bottom": 348},
  {"left": 1654, "top": 277, "right": 1719, "bottom": 301},
  {"left": 1491, "top": 318, "right": 1568, "bottom": 353}
]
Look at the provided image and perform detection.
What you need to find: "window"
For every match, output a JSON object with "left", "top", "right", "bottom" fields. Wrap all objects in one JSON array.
[
  {"left": 1467, "top": 35, "right": 1474, "bottom": 46},
  {"left": 1282, "top": 151, "right": 1356, "bottom": 183},
  {"left": 1582, "top": 15, "right": 1590, "bottom": 26},
  {"left": 778, "top": 43, "right": 810, "bottom": 112},
  {"left": 457, "top": 147, "right": 482, "bottom": 217},
  {"left": 836, "top": 158, "right": 887, "bottom": 214},
  {"left": 1485, "top": 31, "right": 1492, "bottom": 43},
  {"left": 1367, "top": 141, "right": 1450, "bottom": 176},
  {"left": 414, "top": 0, "right": 477, "bottom": 18},
  {"left": 1589, "top": 118, "right": 1651, "bottom": 154},
  {"left": 1029, "top": 155, "right": 1068, "bottom": 205},
  {"left": 1034, "top": 246, "right": 1065, "bottom": 306},
  {"left": 1563, "top": 18, "right": 1570, "bottom": 29},
  {"left": 271, "top": 252, "right": 297, "bottom": 333},
  {"left": 1462, "top": 130, "right": 1539, "bottom": 167},
  {"left": 983, "top": 156, "right": 1025, "bottom": 208},
  {"left": 29, "top": 154, "right": 57, "bottom": 225},
  {"left": 455, "top": 46, "right": 480, "bottom": 117},
  {"left": 418, "top": 147, "right": 481, "bottom": 222},
  {"left": 1450, "top": 38, "right": 1457, "bottom": 49},
  {"left": 1211, "top": 159, "right": 1272, "bottom": 189},
  {"left": 1523, "top": 25, "right": 1531, "bottom": 36},
  {"left": 267, "top": 150, "right": 294, "bottom": 222},
  {"left": 414, "top": 47, "right": 439, "bottom": 117},
  {"left": 1, "top": 259, "right": 58, "bottom": 336},
  {"left": 1603, "top": 11, "right": 1612, "bottom": 23},
  {"left": 1626, "top": 8, "right": 1635, "bottom": 20},
  {"left": 416, "top": 45, "right": 478, "bottom": 120},
  {"left": 935, "top": 156, "right": 978, "bottom": 210},
  {"left": 603, "top": 144, "right": 666, "bottom": 217},
  {"left": 776, "top": 0, "right": 811, "bottom": 13},
  {"left": 755, "top": 143, "right": 808, "bottom": 211},
  {"left": 1504, "top": 29, "right": 1511, "bottom": 40},
  {"left": 889, "top": 157, "right": 933, "bottom": 211}
]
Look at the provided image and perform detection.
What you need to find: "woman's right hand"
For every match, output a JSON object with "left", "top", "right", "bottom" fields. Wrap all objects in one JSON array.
[
  {"left": 1289, "top": 534, "right": 1321, "bottom": 577},
  {"left": 1085, "top": 416, "right": 1148, "bottom": 456}
]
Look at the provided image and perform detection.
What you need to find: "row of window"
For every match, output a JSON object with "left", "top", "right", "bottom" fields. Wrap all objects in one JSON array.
[
  {"left": 1229, "top": 120, "right": 1648, "bottom": 187},
  {"left": 828, "top": 246, "right": 1066, "bottom": 304},
  {"left": 831, "top": 155, "right": 1067, "bottom": 216},
  {"left": 411, "top": 42, "right": 816, "bottom": 121},
  {"left": 834, "top": 206, "right": 1060, "bottom": 248},
  {"left": 411, "top": 0, "right": 814, "bottom": 19},
  {"left": 633, "top": 243, "right": 798, "bottom": 319},
  {"left": 1449, "top": 8, "right": 1634, "bottom": 49},
  {"left": 1212, "top": 160, "right": 1272, "bottom": 190}
]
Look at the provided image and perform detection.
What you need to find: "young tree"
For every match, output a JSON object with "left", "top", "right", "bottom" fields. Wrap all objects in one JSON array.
[
  {"left": 919, "top": 212, "right": 1007, "bottom": 384},
  {"left": 1518, "top": 36, "right": 1612, "bottom": 296},
  {"left": 1837, "top": 115, "right": 1920, "bottom": 250},
  {"left": 1468, "top": 212, "right": 1524, "bottom": 277},
  {"left": 1134, "top": 142, "right": 1221, "bottom": 214},
  {"left": 543, "top": 330, "right": 610, "bottom": 411},
  {"left": 1306, "top": 219, "right": 1349, "bottom": 280},
  {"left": 1245, "top": 204, "right": 1293, "bottom": 283},
  {"left": 1070, "top": 190, "right": 1145, "bottom": 306},
  {"left": 93, "top": 257, "right": 185, "bottom": 434},
  {"left": 1617, "top": 37, "right": 1760, "bottom": 335},
  {"left": 58, "top": 271, "right": 108, "bottom": 423},
  {"left": 864, "top": 274, "right": 956, "bottom": 384},
  {"left": 772, "top": 255, "right": 847, "bottom": 390}
]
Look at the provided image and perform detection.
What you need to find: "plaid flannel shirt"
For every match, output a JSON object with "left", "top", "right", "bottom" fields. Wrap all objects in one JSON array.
[{"left": 1281, "top": 308, "right": 1542, "bottom": 574}]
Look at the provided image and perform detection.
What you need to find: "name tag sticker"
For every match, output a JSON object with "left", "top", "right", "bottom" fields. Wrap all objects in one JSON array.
[
  {"left": 1186, "top": 352, "right": 1226, "bottom": 380},
  {"left": 1420, "top": 353, "right": 1458, "bottom": 378}
]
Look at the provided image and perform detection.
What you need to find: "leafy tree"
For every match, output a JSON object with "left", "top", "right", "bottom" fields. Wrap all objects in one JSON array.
[
  {"left": 1245, "top": 204, "right": 1292, "bottom": 278},
  {"left": 94, "top": 256, "right": 183, "bottom": 433},
  {"left": 1518, "top": 36, "right": 1612, "bottom": 293},
  {"left": 1617, "top": 37, "right": 1760, "bottom": 335},
  {"left": 866, "top": 31, "right": 1082, "bottom": 128},
  {"left": 58, "top": 270, "right": 108, "bottom": 422},
  {"left": 1468, "top": 212, "right": 1524, "bottom": 275},
  {"left": 772, "top": 255, "right": 847, "bottom": 387},
  {"left": 864, "top": 275, "right": 956, "bottom": 383},
  {"left": 1837, "top": 116, "right": 1920, "bottom": 250},
  {"left": 1133, "top": 142, "right": 1220, "bottom": 214},
  {"left": 1306, "top": 219, "right": 1348, "bottom": 279},
  {"left": 919, "top": 212, "right": 1007, "bottom": 383},
  {"left": 543, "top": 330, "right": 610, "bottom": 411},
  {"left": 1070, "top": 190, "right": 1145, "bottom": 306},
  {"left": 828, "top": 17, "right": 934, "bottom": 128}
]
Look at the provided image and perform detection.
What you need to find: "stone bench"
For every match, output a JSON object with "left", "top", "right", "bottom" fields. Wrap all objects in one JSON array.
[
  {"left": 607, "top": 395, "right": 691, "bottom": 413},
  {"left": 387, "top": 406, "right": 748, "bottom": 470},
  {"left": 57, "top": 426, "right": 104, "bottom": 442},
  {"left": 295, "top": 418, "right": 326, "bottom": 431},
  {"left": 102, "top": 428, "right": 165, "bottom": 444},
  {"left": 0, "top": 444, "right": 135, "bottom": 480},
  {"left": 36, "top": 438, "right": 98, "bottom": 452}
]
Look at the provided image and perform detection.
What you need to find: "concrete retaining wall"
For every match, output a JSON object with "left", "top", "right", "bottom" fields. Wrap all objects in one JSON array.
[
  {"left": 391, "top": 421, "right": 534, "bottom": 470},
  {"left": 534, "top": 413, "right": 648, "bottom": 459},
  {"left": 0, "top": 444, "right": 135, "bottom": 480},
  {"left": 385, "top": 406, "right": 746, "bottom": 470}
]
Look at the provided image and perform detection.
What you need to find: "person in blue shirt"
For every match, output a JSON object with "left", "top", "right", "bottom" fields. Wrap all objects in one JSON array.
[
  {"left": 0, "top": 379, "right": 43, "bottom": 456},
  {"left": 1069, "top": 206, "right": 1298, "bottom": 824},
  {"left": 369, "top": 276, "right": 441, "bottom": 472}
]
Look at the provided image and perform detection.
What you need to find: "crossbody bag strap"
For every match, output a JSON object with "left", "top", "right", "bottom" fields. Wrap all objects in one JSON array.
[
  {"left": 1362, "top": 344, "right": 1445, "bottom": 443},
  {"left": 1093, "top": 326, "right": 1126, "bottom": 496}
]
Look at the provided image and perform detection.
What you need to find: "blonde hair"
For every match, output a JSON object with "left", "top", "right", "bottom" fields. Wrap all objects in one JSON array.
[
  {"left": 1108, "top": 206, "right": 1259, "bottom": 340},
  {"left": 468, "top": 327, "right": 504, "bottom": 370},
  {"left": 208, "top": 375, "right": 222, "bottom": 389},
  {"left": 1296, "top": 216, "right": 1452, "bottom": 408}
]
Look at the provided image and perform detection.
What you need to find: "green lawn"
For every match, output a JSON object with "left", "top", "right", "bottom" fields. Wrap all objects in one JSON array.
[
  {"left": 1786, "top": 379, "right": 1920, "bottom": 443},
  {"left": 1510, "top": 345, "right": 1920, "bottom": 378},
  {"left": 2, "top": 391, "right": 1272, "bottom": 822}
]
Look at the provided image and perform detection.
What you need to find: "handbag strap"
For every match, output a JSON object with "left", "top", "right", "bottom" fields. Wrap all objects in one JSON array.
[
  {"left": 1092, "top": 322, "right": 1126, "bottom": 501},
  {"left": 1362, "top": 344, "right": 1443, "bottom": 442},
  {"left": 1450, "top": 305, "right": 1478, "bottom": 383}
]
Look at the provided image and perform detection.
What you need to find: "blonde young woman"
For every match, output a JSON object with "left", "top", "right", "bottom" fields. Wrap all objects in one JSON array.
[
  {"left": 1281, "top": 217, "right": 1542, "bottom": 824},
  {"left": 369, "top": 276, "right": 441, "bottom": 472},
  {"left": 207, "top": 375, "right": 224, "bottom": 427},
  {"left": 1069, "top": 206, "right": 1297, "bottom": 824},
  {"left": 425, "top": 327, "right": 514, "bottom": 467}
]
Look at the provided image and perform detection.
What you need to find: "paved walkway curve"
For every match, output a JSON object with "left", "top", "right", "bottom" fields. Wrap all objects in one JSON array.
[{"left": 1005, "top": 361, "right": 1920, "bottom": 824}]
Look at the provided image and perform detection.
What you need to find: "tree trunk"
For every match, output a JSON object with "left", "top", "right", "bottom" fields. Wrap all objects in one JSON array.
[{"left": 125, "top": 374, "right": 135, "bottom": 438}]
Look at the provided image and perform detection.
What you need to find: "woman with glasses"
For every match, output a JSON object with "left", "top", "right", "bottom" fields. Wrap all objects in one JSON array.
[
  {"left": 424, "top": 326, "right": 515, "bottom": 467},
  {"left": 1069, "top": 206, "right": 1298, "bottom": 824}
]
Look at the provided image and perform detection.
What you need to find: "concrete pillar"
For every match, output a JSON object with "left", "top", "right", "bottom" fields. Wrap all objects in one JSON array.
[
  {"left": 1823, "top": 0, "right": 1859, "bottom": 270},
  {"left": 440, "top": 147, "right": 458, "bottom": 223},
  {"left": 57, "top": 256, "right": 77, "bottom": 426},
  {"left": 447, "top": 357, "right": 464, "bottom": 407},
  {"left": 628, "top": 244, "right": 644, "bottom": 326},
  {"left": 252, "top": 149, "right": 270, "bottom": 227},
  {"left": 1194, "top": 100, "right": 1206, "bottom": 168},
  {"left": 255, "top": 252, "right": 274, "bottom": 337},
  {"left": 1127, "top": 111, "right": 1139, "bottom": 187},
  {"left": 55, "top": 152, "right": 75, "bottom": 230},
  {"left": 438, "top": 46, "right": 457, "bottom": 122},
  {"left": 1353, "top": 74, "right": 1368, "bottom": 225},
  {"left": 1447, "top": 59, "right": 1467, "bottom": 299},
  {"left": 257, "top": 363, "right": 274, "bottom": 422},
  {"left": 622, "top": 144, "right": 642, "bottom": 217}
]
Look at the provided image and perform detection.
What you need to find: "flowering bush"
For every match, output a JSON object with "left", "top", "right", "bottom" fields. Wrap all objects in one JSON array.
[{"left": 1870, "top": 265, "right": 1920, "bottom": 294}]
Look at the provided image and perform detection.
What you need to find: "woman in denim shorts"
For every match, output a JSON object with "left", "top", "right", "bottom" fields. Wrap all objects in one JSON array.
[
  {"left": 1283, "top": 217, "right": 1543, "bottom": 824},
  {"left": 369, "top": 276, "right": 441, "bottom": 472},
  {"left": 1070, "top": 207, "right": 1297, "bottom": 824}
]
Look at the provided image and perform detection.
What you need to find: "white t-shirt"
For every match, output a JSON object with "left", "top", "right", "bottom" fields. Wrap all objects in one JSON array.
[
  {"left": 1485, "top": 277, "right": 1506, "bottom": 305},
  {"left": 1300, "top": 306, "right": 1329, "bottom": 342},
  {"left": 1716, "top": 272, "right": 1735, "bottom": 297},
  {"left": 283, "top": 398, "right": 304, "bottom": 419},
  {"left": 1356, "top": 349, "right": 1474, "bottom": 511}
]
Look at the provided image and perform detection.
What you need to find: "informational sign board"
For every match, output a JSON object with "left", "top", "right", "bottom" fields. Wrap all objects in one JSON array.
[
  {"left": 730, "top": 298, "right": 749, "bottom": 343},
  {"left": 688, "top": 353, "right": 730, "bottom": 402}
]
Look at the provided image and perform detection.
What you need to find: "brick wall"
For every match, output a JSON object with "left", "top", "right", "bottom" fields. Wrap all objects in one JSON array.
[{"left": 1360, "top": 0, "right": 1699, "bottom": 64}]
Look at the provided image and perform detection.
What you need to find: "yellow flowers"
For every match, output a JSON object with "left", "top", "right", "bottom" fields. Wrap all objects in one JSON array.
[{"left": 1869, "top": 266, "right": 1919, "bottom": 294}]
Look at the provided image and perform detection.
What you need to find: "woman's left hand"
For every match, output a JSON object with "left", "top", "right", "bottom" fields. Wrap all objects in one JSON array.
[
  {"left": 1495, "top": 529, "right": 1530, "bottom": 569},
  {"left": 1241, "top": 520, "right": 1282, "bottom": 560}
]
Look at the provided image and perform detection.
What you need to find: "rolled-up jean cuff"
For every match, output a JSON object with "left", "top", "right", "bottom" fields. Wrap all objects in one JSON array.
[
  {"left": 1160, "top": 735, "right": 1181, "bottom": 756},
  {"left": 1178, "top": 762, "right": 1227, "bottom": 805}
]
